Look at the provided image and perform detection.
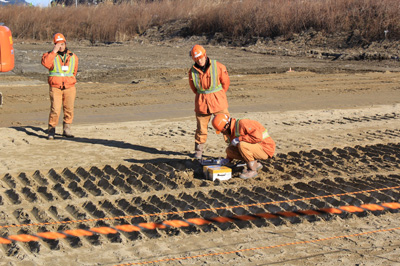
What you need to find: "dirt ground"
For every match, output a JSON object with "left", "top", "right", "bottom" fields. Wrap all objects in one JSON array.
[{"left": 0, "top": 39, "right": 399, "bottom": 265}]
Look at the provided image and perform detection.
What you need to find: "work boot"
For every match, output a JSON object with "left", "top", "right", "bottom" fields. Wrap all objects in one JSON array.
[
  {"left": 240, "top": 161, "right": 259, "bottom": 179},
  {"left": 47, "top": 126, "right": 55, "bottom": 140},
  {"left": 63, "top": 123, "right": 74, "bottom": 138},
  {"left": 194, "top": 143, "right": 204, "bottom": 160}
]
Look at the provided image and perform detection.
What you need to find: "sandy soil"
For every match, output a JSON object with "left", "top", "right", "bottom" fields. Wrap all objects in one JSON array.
[{"left": 0, "top": 40, "right": 399, "bottom": 265}]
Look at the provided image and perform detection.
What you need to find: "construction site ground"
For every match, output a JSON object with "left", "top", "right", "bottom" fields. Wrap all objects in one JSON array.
[{"left": 0, "top": 40, "right": 399, "bottom": 265}]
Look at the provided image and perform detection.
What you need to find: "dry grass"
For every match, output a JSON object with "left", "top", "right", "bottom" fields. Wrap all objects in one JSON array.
[{"left": 1, "top": 0, "right": 399, "bottom": 44}]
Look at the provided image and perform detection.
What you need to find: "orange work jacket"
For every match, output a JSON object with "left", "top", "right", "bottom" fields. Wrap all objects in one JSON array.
[
  {"left": 188, "top": 59, "right": 230, "bottom": 114},
  {"left": 226, "top": 118, "right": 276, "bottom": 158},
  {"left": 41, "top": 49, "right": 78, "bottom": 89}
]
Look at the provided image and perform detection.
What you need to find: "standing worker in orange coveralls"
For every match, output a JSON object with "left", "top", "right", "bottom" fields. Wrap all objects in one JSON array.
[
  {"left": 188, "top": 44, "right": 230, "bottom": 159},
  {"left": 212, "top": 114, "right": 276, "bottom": 179},
  {"left": 42, "top": 33, "right": 79, "bottom": 140}
]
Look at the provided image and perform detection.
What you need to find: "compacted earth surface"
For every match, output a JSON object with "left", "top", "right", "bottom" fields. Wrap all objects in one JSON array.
[{"left": 0, "top": 34, "right": 399, "bottom": 265}]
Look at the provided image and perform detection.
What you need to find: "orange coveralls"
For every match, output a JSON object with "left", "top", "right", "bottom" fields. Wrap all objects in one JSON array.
[
  {"left": 224, "top": 118, "right": 276, "bottom": 162},
  {"left": 41, "top": 49, "right": 78, "bottom": 128},
  {"left": 188, "top": 59, "right": 230, "bottom": 144}
]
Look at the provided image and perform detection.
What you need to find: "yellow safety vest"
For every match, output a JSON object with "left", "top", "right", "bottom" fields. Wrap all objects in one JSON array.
[
  {"left": 190, "top": 60, "right": 223, "bottom": 94},
  {"left": 49, "top": 53, "right": 75, "bottom": 77}
]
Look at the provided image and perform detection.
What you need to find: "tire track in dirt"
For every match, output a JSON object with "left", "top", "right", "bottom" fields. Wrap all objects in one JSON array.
[
  {"left": 0, "top": 141, "right": 399, "bottom": 258},
  {"left": 280, "top": 112, "right": 399, "bottom": 126}
]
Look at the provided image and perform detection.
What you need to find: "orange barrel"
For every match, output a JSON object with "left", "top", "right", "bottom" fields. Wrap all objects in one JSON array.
[{"left": 0, "top": 25, "right": 15, "bottom": 72}]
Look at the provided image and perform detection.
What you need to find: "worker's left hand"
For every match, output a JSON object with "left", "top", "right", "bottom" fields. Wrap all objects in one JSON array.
[
  {"left": 220, "top": 158, "right": 231, "bottom": 166},
  {"left": 231, "top": 138, "right": 239, "bottom": 146}
]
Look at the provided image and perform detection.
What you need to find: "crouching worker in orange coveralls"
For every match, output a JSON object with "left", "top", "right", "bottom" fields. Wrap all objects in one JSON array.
[
  {"left": 41, "top": 33, "right": 79, "bottom": 140},
  {"left": 188, "top": 44, "right": 230, "bottom": 159},
  {"left": 212, "top": 114, "right": 276, "bottom": 179}
]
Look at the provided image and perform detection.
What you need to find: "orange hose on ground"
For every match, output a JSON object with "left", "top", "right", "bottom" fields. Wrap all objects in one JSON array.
[
  {"left": 138, "top": 223, "right": 166, "bottom": 230},
  {"left": 64, "top": 229, "right": 94, "bottom": 237},
  {"left": 360, "top": 204, "right": 385, "bottom": 211},
  {"left": 90, "top": 227, "right": 118, "bottom": 235},
  {"left": 115, "top": 225, "right": 141, "bottom": 232},
  {"left": 298, "top": 210, "right": 320, "bottom": 215},
  {"left": 319, "top": 208, "right": 342, "bottom": 214},
  {"left": 339, "top": 206, "right": 365, "bottom": 213},
  {"left": 210, "top": 217, "right": 234, "bottom": 223},
  {"left": 8, "top": 234, "right": 39, "bottom": 242},
  {"left": 1, "top": 202, "right": 400, "bottom": 245},
  {"left": 186, "top": 218, "right": 212, "bottom": 225},
  {"left": 162, "top": 220, "right": 190, "bottom": 227},
  {"left": 381, "top": 202, "right": 400, "bottom": 209},
  {"left": 277, "top": 211, "right": 298, "bottom": 217},
  {"left": 0, "top": 185, "right": 398, "bottom": 230},
  {"left": 256, "top": 213, "right": 278, "bottom": 219},
  {"left": 0, "top": 237, "right": 12, "bottom": 244},
  {"left": 232, "top": 215, "right": 257, "bottom": 221},
  {"left": 36, "top": 232, "right": 66, "bottom": 240}
]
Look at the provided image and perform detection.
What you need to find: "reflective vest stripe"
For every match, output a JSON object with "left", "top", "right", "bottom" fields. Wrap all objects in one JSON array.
[
  {"left": 262, "top": 129, "right": 270, "bottom": 139},
  {"left": 235, "top": 119, "right": 270, "bottom": 139},
  {"left": 210, "top": 60, "right": 218, "bottom": 89},
  {"left": 235, "top": 119, "right": 241, "bottom": 138},
  {"left": 192, "top": 69, "right": 200, "bottom": 90},
  {"left": 52, "top": 55, "right": 63, "bottom": 75},
  {"left": 191, "top": 60, "right": 223, "bottom": 94},
  {"left": 49, "top": 54, "right": 75, "bottom": 77}
]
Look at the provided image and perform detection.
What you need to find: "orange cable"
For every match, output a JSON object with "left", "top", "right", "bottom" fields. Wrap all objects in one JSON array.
[
  {"left": 0, "top": 185, "right": 398, "bottom": 230},
  {"left": 1, "top": 201, "right": 399, "bottom": 244}
]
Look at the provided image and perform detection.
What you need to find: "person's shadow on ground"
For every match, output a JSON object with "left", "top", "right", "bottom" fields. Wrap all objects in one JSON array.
[
  {"left": 11, "top": 126, "right": 48, "bottom": 139},
  {"left": 11, "top": 126, "right": 190, "bottom": 161}
]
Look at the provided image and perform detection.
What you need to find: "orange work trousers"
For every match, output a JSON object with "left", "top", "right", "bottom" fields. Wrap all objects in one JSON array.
[
  {"left": 195, "top": 109, "right": 229, "bottom": 144},
  {"left": 226, "top": 142, "right": 270, "bottom": 162},
  {"left": 48, "top": 86, "right": 76, "bottom": 127}
]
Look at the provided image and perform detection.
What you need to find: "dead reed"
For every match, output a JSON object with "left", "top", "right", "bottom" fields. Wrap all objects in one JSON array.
[{"left": 1, "top": 0, "right": 399, "bottom": 44}]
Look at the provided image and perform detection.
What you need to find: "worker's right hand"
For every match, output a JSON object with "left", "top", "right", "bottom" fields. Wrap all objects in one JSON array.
[
  {"left": 52, "top": 43, "right": 62, "bottom": 53},
  {"left": 231, "top": 138, "right": 240, "bottom": 146}
]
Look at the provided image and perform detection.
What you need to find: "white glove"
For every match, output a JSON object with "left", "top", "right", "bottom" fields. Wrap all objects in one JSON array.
[{"left": 231, "top": 138, "right": 240, "bottom": 146}]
